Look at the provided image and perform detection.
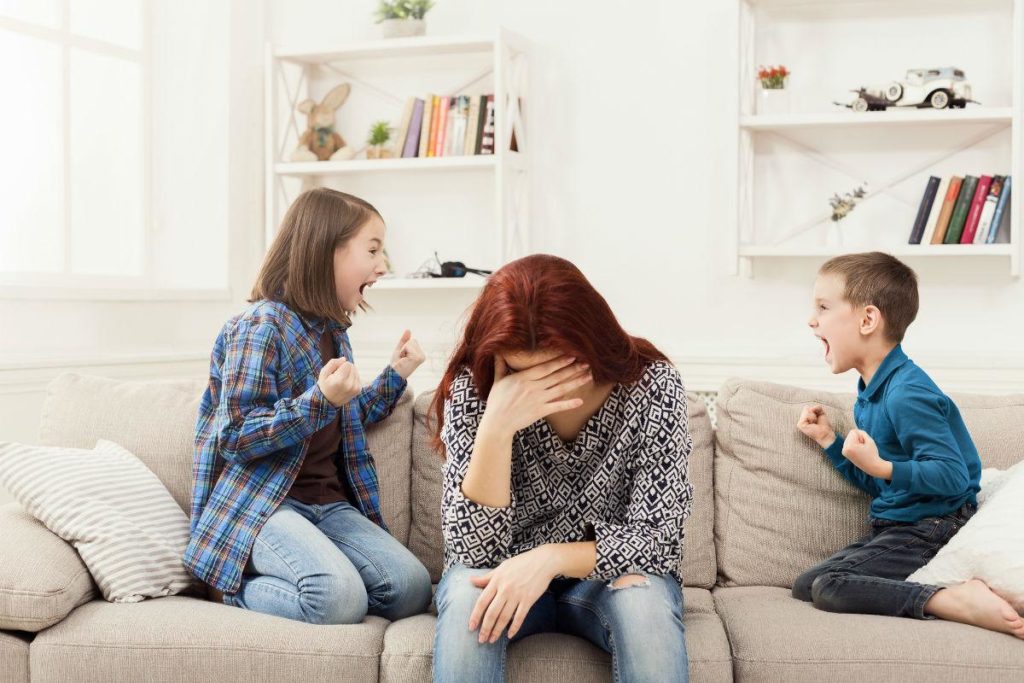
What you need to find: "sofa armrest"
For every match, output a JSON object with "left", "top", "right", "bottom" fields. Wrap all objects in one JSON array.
[{"left": 0, "top": 503, "right": 96, "bottom": 631}]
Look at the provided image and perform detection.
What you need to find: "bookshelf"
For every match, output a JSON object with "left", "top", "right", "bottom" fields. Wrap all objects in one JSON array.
[
  {"left": 264, "top": 31, "right": 530, "bottom": 290},
  {"left": 733, "top": 0, "right": 1023, "bottom": 277}
]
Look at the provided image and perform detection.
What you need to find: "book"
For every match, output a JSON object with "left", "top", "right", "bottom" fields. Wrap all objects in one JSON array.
[
  {"left": 434, "top": 96, "right": 451, "bottom": 157},
  {"left": 480, "top": 94, "right": 495, "bottom": 155},
  {"left": 909, "top": 176, "right": 941, "bottom": 244},
  {"left": 464, "top": 95, "right": 481, "bottom": 155},
  {"left": 403, "top": 98, "right": 425, "bottom": 158},
  {"left": 393, "top": 97, "right": 416, "bottom": 158},
  {"left": 510, "top": 96, "right": 523, "bottom": 153},
  {"left": 420, "top": 95, "right": 435, "bottom": 157},
  {"left": 973, "top": 176, "right": 1003, "bottom": 244},
  {"left": 943, "top": 175, "right": 977, "bottom": 244},
  {"left": 473, "top": 94, "right": 488, "bottom": 154},
  {"left": 960, "top": 175, "right": 992, "bottom": 244},
  {"left": 448, "top": 95, "right": 469, "bottom": 156},
  {"left": 931, "top": 176, "right": 963, "bottom": 244},
  {"left": 921, "top": 176, "right": 950, "bottom": 244},
  {"left": 987, "top": 175, "right": 1012, "bottom": 244},
  {"left": 426, "top": 95, "right": 441, "bottom": 157}
]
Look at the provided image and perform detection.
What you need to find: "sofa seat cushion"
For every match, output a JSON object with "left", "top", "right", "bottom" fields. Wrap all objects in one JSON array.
[
  {"left": 408, "top": 389, "right": 718, "bottom": 589},
  {"left": 713, "top": 586, "right": 1024, "bottom": 683},
  {"left": 30, "top": 596, "right": 387, "bottom": 683},
  {"left": 713, "top": 379, "right": 1024, "bottom": 588},
  {"left": 380, "top": 587, "right": 732, "bottom": 682},
  {"left": 0, "top": 503, "right": 96, "bottom": 631},
  {"left": 0, "top": 631, "right": 30, "bottom": 683}
]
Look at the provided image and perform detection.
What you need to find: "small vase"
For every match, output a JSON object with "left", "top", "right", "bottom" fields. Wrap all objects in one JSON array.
[
  {"left": 380, "top": 18, "right": 426, "bottom": 39},
  {"left": 758, "top": 88, "right": 790, "bottom": 116},
  {"left": 367, "top": 147, "right": 381, "bottom": 159}
]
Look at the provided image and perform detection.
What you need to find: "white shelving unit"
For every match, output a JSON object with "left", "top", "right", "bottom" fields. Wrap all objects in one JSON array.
[
  {"left": 734, "top": 0, "right": 1023, "bottom": 277},
  {"left": 265, "top": 31, "right": 530, "bottom": 290}
]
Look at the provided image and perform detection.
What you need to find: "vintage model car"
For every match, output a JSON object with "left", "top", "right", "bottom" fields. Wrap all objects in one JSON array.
[{"left": 837, "top": 67, "right": 975, "bottom": 112}]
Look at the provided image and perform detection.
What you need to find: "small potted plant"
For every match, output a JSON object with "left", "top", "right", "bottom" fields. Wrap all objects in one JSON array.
[
  {"left": 366, "top": 120, "right": 393, "bottom": 159},
  {"left": 757, "top": 64, "right": 791, "bottom": 115},
  {"left": 375, "top": 0, "right": 434, "bottom": 39}
]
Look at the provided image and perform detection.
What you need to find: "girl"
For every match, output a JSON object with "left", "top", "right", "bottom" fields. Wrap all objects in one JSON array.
[
  {"left": 185, "top": 187, "right": 432, "bottom": 625},
  {"left": 430, "top": 254, "right": 694, "bottom": 683}
]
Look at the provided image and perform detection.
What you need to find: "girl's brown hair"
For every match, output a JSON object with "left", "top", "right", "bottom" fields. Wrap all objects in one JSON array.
[{"left": 250, "top": 188, "right": 381, "bottom": 324}]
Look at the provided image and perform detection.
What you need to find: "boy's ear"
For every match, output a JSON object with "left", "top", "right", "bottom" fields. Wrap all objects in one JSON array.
[{"left": 860, "top": 304, "right": 883, "bottom": 336}]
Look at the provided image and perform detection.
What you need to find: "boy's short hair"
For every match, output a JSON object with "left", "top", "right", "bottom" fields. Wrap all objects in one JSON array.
[{"left": 820, "top": 252, "right": 919, "bottom": 343}]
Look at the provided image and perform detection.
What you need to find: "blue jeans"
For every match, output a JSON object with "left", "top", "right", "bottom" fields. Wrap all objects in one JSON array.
[
  {"left": 223, "top": 498, "right": 432, "bottom": 624},
  {"left": 433, "top": 564, "right": 688, "bottom": 683},
  {"left": 792, "top": 503, "right": 975, "bottom": 619}
]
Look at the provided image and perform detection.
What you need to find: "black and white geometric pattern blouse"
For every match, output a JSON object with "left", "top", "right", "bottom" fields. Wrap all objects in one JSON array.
[{"left": 440, "top": 360, "right": 694, "bottom": 583}]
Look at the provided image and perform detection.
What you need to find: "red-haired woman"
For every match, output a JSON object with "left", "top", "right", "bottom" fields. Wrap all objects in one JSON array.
[{"left": 430, "top": 254, "right": 693, "bottom": 683}]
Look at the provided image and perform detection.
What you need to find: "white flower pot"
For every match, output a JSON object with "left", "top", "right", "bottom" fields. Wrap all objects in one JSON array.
[
  {"left": 380, "top": 19, "right": 425, "bottom": 39},
  {"left": 758, "top": 88, "right": 790, "bottom": 116}
]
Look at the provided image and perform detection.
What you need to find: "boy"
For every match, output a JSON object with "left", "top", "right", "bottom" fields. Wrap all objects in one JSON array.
[{"left": 794, "top": 251, "right": 1023, "bottom": 638}]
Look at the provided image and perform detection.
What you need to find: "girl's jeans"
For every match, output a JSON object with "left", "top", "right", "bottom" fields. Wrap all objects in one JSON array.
[{"left": 224, "top": 497, "right": 432, "bottom": 624}]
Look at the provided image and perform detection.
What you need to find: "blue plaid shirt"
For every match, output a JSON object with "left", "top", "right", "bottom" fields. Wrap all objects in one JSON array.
[{"left": 184, "top": 300, "right": 407, "bottom": 593}]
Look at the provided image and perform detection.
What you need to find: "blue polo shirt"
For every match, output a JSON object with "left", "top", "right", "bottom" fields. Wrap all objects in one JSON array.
[{"left": 823, "top": 344, "right": 981, "bottom": 522}]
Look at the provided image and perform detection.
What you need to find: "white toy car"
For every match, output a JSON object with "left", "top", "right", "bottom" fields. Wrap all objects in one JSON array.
[{"left": 838, "top": 67, "right": 976, "bottom": 112}]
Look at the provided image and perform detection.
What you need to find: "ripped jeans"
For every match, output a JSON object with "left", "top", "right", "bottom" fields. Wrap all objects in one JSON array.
[{"left": 433, "top": 564, "right": 688, "bottom": 683}]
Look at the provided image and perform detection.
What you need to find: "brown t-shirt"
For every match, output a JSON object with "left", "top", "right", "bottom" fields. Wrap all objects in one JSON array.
[{"left": 287, "top": 327, "right": 347, "bottom": 505}]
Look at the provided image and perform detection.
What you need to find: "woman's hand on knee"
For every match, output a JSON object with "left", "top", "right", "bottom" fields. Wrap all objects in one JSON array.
[{"left": 468, "top": 546, "right": 559, "bottom": 643}]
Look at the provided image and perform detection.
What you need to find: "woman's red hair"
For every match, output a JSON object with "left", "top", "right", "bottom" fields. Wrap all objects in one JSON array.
[{"left": 429, "top": 254, "right": 669, "bottom": 456}]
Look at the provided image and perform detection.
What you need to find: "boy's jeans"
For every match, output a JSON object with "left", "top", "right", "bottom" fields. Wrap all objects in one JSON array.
[
  {"left": 793, "top": 503, "right": 976, "bottom": 618},
  {"left": 224, "top": 497, "right": 432, "bottom": 624},
  {"left": 433, "top": 563, "right": 689, "bottom": 683}
]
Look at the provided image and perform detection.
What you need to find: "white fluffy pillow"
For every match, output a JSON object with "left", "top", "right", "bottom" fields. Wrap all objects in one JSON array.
[
  {"left": 908, "top": 463, "right": 1024, "bottom": 614},
  {"left": 0, "top": 439, "right": 198, "bottom": 603}
]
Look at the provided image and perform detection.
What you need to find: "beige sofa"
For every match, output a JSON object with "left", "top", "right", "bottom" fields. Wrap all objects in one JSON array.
[{"left": 2, "top": 373, "right": 1023, "bottom": 682}]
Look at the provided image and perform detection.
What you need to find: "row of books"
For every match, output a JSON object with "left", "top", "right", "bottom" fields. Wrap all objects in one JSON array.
[
  {"left": 392, "top": 94, "right": 496, "bottom": 158},
  {"left": 909, "top": 174, "right": 1012, "bottom": 245}
]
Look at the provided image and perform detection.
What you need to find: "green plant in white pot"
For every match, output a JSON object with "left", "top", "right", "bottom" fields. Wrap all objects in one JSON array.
[
  {"left": 375, "top": 0, "right": 434, "bottom": 38},
  {"left": 366, "top": 120, "right": 393, "bottom": 159}
]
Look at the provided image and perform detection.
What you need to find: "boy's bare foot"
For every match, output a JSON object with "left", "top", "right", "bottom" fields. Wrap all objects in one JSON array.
[{"left": 925, "top": 579, "right": 1024, "bottom": 639}]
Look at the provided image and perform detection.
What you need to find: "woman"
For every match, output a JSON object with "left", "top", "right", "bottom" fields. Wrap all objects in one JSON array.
[{"left": 430, "top": 254, "right": 694, "bottom": 683}]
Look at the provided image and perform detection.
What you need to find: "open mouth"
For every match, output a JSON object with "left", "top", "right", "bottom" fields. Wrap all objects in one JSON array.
[
  {"left": 359, "top": 281, "right": 375, "bottom": 296},
  {"left": 820, "top": 336, "right": 831, "bottom": 361}
]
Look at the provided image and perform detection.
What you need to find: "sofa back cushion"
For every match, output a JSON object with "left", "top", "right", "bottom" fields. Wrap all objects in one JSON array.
[
  {"left": 40, "top": 374, "right": 205, "bottom": 513},
  {"left": 408, "top": 389, "right": 718, "bottom": 588},
  {"left": 38, "top": 373, "right": 414, "bottom": 545},
  {"left": 713, "top": 378, "right": 1024, "bottom": 588}
]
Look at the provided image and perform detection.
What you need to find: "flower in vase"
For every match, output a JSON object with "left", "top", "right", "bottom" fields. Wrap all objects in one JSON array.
[
  {"left": 758, "top": 65, "right": 790, "bottom": 90},
  {"left": 829, "top": 184, "right": 868, "bottom": 222}
]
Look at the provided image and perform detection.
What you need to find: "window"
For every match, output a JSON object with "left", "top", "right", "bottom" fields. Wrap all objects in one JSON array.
[{"left": 0, "top": 0, "right": 147, "bottom": 284}]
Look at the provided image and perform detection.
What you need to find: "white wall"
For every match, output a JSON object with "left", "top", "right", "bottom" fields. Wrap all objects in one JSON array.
[
  {"left": 3, "top": 0, "right": 1023, "bottom": 504},
  {"left": 271, "top": 0, "right": 1024, "bottom": 393}
]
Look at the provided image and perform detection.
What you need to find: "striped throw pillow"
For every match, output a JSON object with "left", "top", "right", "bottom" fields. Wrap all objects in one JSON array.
[{"left": 0, "top": 440, "right": 198, "bottom": 603}]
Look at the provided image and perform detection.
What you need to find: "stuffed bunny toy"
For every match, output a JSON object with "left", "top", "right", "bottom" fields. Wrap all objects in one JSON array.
[{"left": 290, "top": 83, "right": 356, "bottom": 162}]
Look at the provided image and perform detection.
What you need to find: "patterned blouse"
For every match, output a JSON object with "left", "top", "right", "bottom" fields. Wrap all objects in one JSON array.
[{"left": 440, "top": 360, "right": 693, "bottom": 583}]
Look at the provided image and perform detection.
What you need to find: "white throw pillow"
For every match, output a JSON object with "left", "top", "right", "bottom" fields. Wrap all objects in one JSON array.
[
  {"left": 908, "top": 463, "right": 1024, "bottom": 614},
  {"left": 0, "top": 439, "right": 198, "bottom": 603}
]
